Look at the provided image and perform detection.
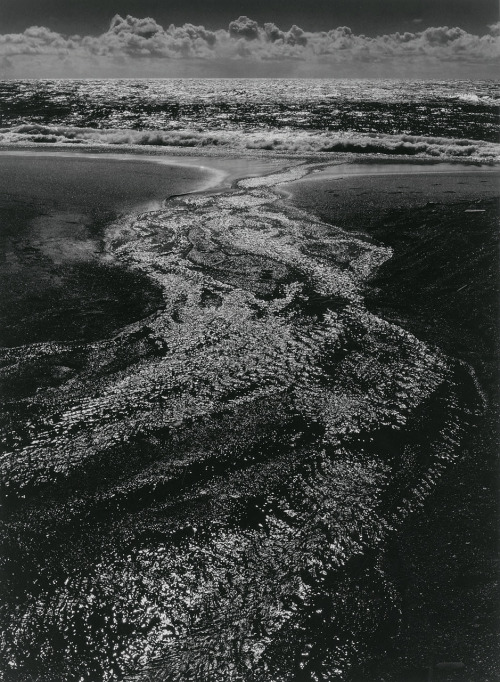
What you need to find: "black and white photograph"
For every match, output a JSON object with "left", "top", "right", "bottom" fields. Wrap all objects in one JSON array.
[{"left": 0, "top": 1, "right": 498, "bottom": 680}]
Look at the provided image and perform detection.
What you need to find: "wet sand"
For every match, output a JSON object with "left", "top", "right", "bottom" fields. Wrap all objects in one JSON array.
[
  {"left": 285, "top": 166, "right": 500, "bottom": 682},
  {"left": 0, "top": 152, "right": 285, "bottom": 346},
  {"left": 283, "top": 164, "right": 499, "bottom": 231},
  {"left": 0, "top": 152, "right": 217, "bottom": 346},
  {"left": 1, "top": 153, "right": 499, "bottom": 682}
]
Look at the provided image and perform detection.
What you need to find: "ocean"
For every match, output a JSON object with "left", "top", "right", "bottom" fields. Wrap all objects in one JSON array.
[
  {"left": 0, "top": 79, "right": 499, "bottom": 682},
  {"left": 0, "top": 78, "right": 499, "bottom": 158}
]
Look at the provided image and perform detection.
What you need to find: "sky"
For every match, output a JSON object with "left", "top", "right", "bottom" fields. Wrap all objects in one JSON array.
[{"left": 0, "top": 0, "right": 498, "bottom": 78}]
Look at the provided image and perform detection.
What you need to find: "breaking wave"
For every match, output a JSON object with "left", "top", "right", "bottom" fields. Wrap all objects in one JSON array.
[{"left": 1, "top": 122, "right": 500, "bottom": 161}]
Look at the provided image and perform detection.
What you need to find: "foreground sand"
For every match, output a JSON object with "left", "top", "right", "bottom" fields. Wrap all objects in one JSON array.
[
  {"left": 0, "top": 151, "right": 498, "bottom": 682},
  {"left": 286, "top": 167, "right": 499, "bottom": 680}
]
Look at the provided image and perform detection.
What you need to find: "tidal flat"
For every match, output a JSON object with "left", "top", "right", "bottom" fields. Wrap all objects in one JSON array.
[{"left": 0, "top": 151, "right": 498, "bottom": 682}]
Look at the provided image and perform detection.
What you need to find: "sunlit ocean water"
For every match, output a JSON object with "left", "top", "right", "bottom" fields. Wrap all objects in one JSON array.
[{"left": 1, "top": 79, "right": 499, "bottom": 158}]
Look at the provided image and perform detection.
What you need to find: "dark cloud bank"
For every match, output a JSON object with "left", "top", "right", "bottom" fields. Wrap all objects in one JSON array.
[{"left": 0, "top": 14, "right": 499, "bottom": 78}]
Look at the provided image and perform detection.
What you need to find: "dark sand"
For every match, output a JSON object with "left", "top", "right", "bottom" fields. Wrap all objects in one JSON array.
[
  {"left": 286, "top": 167, "right": 500, "bottom": 681},
  {"left": 284, "top": 164, "right": 499, "bottom": 232},
  {"left": 0, "top": 152, "right": 220, "bottom": 346},
  {"left": 285, "top": 166, "right": 500, "bottom": 373}
]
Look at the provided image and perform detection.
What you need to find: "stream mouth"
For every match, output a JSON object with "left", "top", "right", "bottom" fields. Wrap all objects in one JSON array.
[{"left": 0, "top": 159, "right": 496, "bottom": 682}]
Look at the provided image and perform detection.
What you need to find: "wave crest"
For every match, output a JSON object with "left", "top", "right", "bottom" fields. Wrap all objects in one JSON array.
[{"left": 1, "top": 123, "right": 499, "bottom": 161}]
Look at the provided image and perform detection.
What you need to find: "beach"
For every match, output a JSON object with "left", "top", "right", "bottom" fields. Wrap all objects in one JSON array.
[
  {"left": 285, "top": 165, "right": 499, "bottom": 681},
  {"left": 0, "top": 148, "right": 498, "bottom": 682},
  {"left": 0, "top": 151, "right": 284, "bottom": 346},
  {"left": 284, "top": 165, "right": 499, "bottom": 376},
  {"left": 0, "top": 152, "right": 213, "bottom": 346}
]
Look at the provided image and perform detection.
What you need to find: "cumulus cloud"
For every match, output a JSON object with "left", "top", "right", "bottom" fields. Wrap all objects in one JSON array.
[
  {"left": 0, "top": 14, "right": 498, "bottom": 78},
  {"left": 488, "top": 21, "right": 500, "bottom": 37},
  {"left": 79, "top": 14, "right": 218, "bottom": 60},
  {"left": 108, "top": 14, "right": 163, "bottom": 39},
  {"left": 228, "top": 16, "right": 260, "bottom": 41}
]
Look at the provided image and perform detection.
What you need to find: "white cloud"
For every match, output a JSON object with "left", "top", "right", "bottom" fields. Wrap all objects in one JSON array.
[
  {"left": 487, "top": 21, "right": 500, "bottom": 37},
  {"left": 0, "top": 14, "right": 498, "bottom": 78},
  {"left": 228, "top": 16, "right": 260, "bottom": 41}
]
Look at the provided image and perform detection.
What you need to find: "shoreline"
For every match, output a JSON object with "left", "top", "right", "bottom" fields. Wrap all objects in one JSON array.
[
  {"left": 0, "top": 148, "right": 294, "bottom": 194},
  {"left": 2, "top": 140, "right": 499, "bottom": 166},
  {"left": 2, "top": 144, "right": 497, "bottom": 199}
]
